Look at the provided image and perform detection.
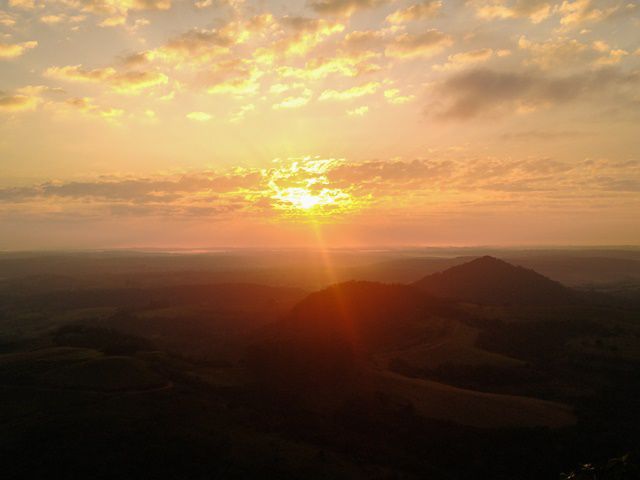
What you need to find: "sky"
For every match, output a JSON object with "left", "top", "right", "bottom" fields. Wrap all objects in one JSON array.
[{"left": 0, "top": 0, "right": 638, "bottom": 249}]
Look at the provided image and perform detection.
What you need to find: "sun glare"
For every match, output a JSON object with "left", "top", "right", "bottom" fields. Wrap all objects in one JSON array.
[{"left": 265, "top": 157, "right": 359, "bottom": 218}]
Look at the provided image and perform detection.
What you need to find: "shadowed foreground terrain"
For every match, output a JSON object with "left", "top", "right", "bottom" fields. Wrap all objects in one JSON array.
[{"left": 0, "top": 250, "right": 639, "bottom": 479}]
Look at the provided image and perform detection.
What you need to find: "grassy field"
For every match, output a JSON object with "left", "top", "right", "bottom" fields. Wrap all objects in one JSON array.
[
  {"left": 369, "top": 369, "right": 575, "bottom": 428},
  {"left": 375, "top": 318, "right": 526, "bottom": 371}
]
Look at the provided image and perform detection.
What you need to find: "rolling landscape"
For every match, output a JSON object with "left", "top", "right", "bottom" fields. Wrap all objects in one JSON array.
[{"left": 0, "top": 248, "right": 639, "bottom": 479}]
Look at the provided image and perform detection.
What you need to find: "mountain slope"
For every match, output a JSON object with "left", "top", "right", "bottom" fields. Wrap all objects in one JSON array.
[{"left": 414, "top": 256, "right": 577, "bottom": 305}]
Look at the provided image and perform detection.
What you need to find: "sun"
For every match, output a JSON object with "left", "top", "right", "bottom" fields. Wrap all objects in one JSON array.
[
  {"left": 277, "top": 188, "right": 325, "bottom": 210},
  {"left": 274, "top": 186, "right": 350, "bottom": 212},
  {"left": 265, "top": 157, "right": 360, "bottom": 218}
]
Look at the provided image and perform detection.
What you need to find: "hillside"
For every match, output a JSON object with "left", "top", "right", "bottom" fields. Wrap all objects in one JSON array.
[{"left": 414, "top": 256, "right": 577, "bottom": 306}]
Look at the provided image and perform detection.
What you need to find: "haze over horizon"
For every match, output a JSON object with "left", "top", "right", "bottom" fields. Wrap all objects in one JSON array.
[{"left": 1, "top": 0, "right": 639, "bottom": 249}]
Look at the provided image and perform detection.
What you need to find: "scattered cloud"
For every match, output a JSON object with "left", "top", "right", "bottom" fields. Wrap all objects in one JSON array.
[
  {"left": 384, "top": 88, "right": 415, "bottom": 104},
  {"left": 40, "top": 13, "right": 86, "bottom": 24},
  {"left": 55, "top": 0, "right": 172, "bottom": 27},
  {"left": 45, "top": 64, "right": 168, "bottom": 93},
  {"left": 186, "top": 111, "right": 213, "bottom": 121},
  {"left": 309, "top": 0, "right": 388, "bottom": 17},
  {"left": 471, "top": 0, "right": 553, "bottom": 23},
  {"left": 0, "top": 40, "right": 37, "bottom": 59},
  {"left": 3, "top": 157, "right": 637, "bottom": 221},
  {"left": 518, "top": 35, "right": 589, "bottom": 69},
  {"left": 385, "top": 30, "right": 453, "bottom": 58},
  {"left": 556, "top": 0, "right": 620, "bottom": 28},
  {"left": 0, "top": 86, "right": 43, "bottom": 112},
  {"left": 347, "top": 105, "right": 369, "bottom": 115},
  {"left": 386, "top": 0, "right": 442, "bottom": 24},
  {"left": 433, "top": 67, "right": 640, "bottom": 119},
  {"left": 433, "top": 47, "right": 494, "bottom": 71},
  {"left": 319, "top": 81, "right": 381, "bottom": 100},
  {"left": 8, "top": 0, "right": 35, "bottom": 9}
]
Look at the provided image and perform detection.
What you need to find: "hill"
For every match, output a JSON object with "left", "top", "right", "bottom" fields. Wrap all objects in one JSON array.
[
  {"left": 413, "top": 256, "right": 577, "bottom": 306},
  {"left": 248, "top": 281, "right": 576, "bottom": 428}
]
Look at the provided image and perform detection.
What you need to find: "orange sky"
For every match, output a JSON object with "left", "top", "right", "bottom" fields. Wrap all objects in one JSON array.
[{"left": 0, "top": 0, "right": 639, "bottom": 248}]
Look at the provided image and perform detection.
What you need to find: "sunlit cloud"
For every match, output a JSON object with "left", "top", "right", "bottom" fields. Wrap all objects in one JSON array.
[
  {"left": 0, "top": 10, "right": 17, "bottom": 26},
  {"left": 383, "top": 88, "right": 415, "bottom": 104},
  {"left": 0, "top": 85, "right": 63, "bottom": 113},
  {"left": 433, "top": 47, "right": 494, "bottom": 71},
  {"left": 186, "top": 111, "right": 212, "bottom": 121},
  {"left": 2, "top": 157, "right": 637, "bottom": 225},
  {"left": 40, "top": 13, "right": 86, "bottom": 24},
  {"left": 0, "top": 89, "right": 40, "bottom": 111},
  {"left": 556, "top": 0, "right": 621, "bottom": 28},
  {"left": 148, "top": 22, "right": 245, "bottom": 65},
  {"left": 385, "top": 30, "right": 453, "bottom": 58},
  {"left": 518, "top": 36, "right": 589, "bottom": 69},
  {"left": 272, "top": 89, "right": 313, "bottom": 109},
  {"left": 274, "top": 17, "right": 345, "bottom": 56},
  {"left": 278, "top": 50, "right": 380, "bottom": 80},
  {"left": 59, "top": 96, "right": 124, "bottom": 119},
  {"left": 386, "top": 0, "right": 442, "bottom": 24},
  {"left": 319, "top": 81, "right": 381, "bottom": 101},
  {"left": 45, "top": 64, "right": 168, "bottom": 93},
  {"left": 309, "top": 0, "right": 389, "bottom": 17},
  {"left": 347, "top": 105, "right": 369, "bottom": 115},
  {"left": 471, "top": 0, "right": 552, "bottom": 23},
  {"left": 203, "top": 60, "right": 262, "bottom": 96},
  {"left": 55, "top": 0, "right": 172, "bottom": 27},
  {"left": 8, "top": 0, "right": 35, "bottom": 9},
  {"left": 0, "top": 40, "right": 37, "bottom": 59}
]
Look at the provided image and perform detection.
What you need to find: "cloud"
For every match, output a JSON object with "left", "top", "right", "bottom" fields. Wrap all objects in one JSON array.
[
  {"left": 0, "top": 91, "right": 39, "bottom": 112},
  {"left": 518, "top": 36, "right": 590, "bottom": 69},
  {"left": 0, "top": 10, "right": 17, "bottom": 26},
  {"left": 272, "top": 16, "right": 345, "bottom": 57},
  {"left": 385, "top": 30, "right": 453, "bottom": 58},
  {"left": 0, "top": 40, "right": 37, "bottom": 59},
  {"left": 40, "top": 13, "right": 86, "bottom": 24},
  {"left": 45, "top": 64, "right": 168, "bottom": 93},
  {"left": 200, "top": 59, "right": 262, "bottom": 96},
  {"left": 319, "top": 81, "right": 381, "bottom": 100},
  {"left": 433, "top": 67, "right": 640, "bottom": 119},
  {"left": 384, "top": 88, "right": 415, "bottom": 104},
  {"left": 386, "top": 0, "right": 442, "bottom": 24},
  {"left": 61, "top": 97, "right": 124, "bottom": 119},
  {"left": 1, "top": 158, "right": 638, "bottom": 223},
  {"left": 518, "top": 36, "right": 631, "bottom": 69},
  {"left": 56, "top": 0, "right": 172, "bottom": 26},
  {"left": 342, "top": 29, "right": 388, "bottom": 52},
  {"left": 500, "top": 129, "right": 586, "bottom": 140},
  {"left": 8, "top": 0, "right": 35, "bottom": 9},
  {"left": 0, "top": 85, "right": 55, "bottom": 112},
  {"left": 149, "top": 23, "right": 241, "bottom": 64},
  {"left": 277, "top": 50, "right": 380, "bottom": 80},
  {"left": 309, "top": 0, "right": 388, "bottom": 16},
  {"left": 0, "top": 85, "right": 125, "bottom": 119},
  {"left": 347, "top": 105, "right": 369, "bottom": 116},
  {"left": 433, "top": 47, "right": 494, "bottom": 71},
  {"left": 186, "top": 111, "right": 213, "bottom": 121},
  {"left": 471, "top": 0, "right": 552, "bottom": 23},
  {"left": 557, "top": 0, "right": 620, "bottom": 28},
  {"left": 272, "top": 90, "right": 313, "bottom": 109}
]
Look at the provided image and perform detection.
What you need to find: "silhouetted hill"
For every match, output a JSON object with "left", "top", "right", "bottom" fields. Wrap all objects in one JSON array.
[
  {"left": 282, "top": 281, "right": 456, "bottom": 350},
  {"left": 247, "top": 282, "right": 454, "bottom": 386},
  {"left": 414, "top": 256, "right": 577, "bottom": 305}
]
